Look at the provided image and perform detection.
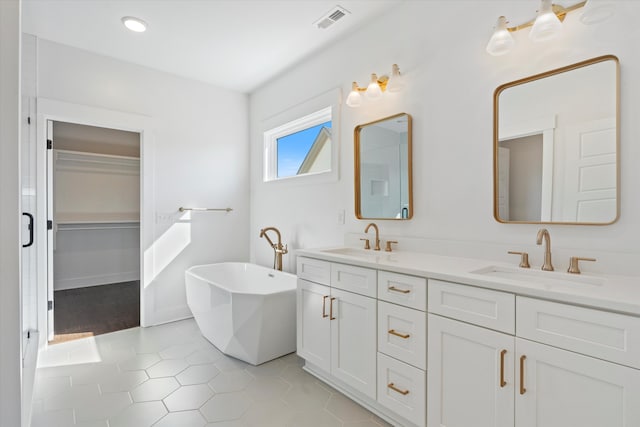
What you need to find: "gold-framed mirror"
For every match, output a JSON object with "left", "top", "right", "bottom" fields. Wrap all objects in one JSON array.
[
  {"left": 494, "top": 55, "right": 619, "bottom": 225},
  {"left": 355, "top": 113, "right": 413, "bottom": 220}
]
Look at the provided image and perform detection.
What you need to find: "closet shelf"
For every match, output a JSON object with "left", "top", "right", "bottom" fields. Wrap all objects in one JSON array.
[
  {"left": 55, "top": 149, "right": 140, "bottom": 175},
  {"left": 56, "top": 212, "right": 140, "bottom": 224}
]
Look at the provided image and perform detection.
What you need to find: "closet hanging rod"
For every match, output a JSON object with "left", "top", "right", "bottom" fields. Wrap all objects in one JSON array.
[
  {"left": 57, "top": 225, "right": 140, "bottom": 231},
  {"left": 179, "top": 207, "right": 233, "bottom": 213}
]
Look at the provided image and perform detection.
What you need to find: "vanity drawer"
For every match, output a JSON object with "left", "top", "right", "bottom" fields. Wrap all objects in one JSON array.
[
  {"left": 296, "top": 257, "right": 330, "bottom": 285},
  {"left": 331, "top": 263, "right": 377, "bottom": 298},
  {"left": 377, "top": 352, "right": 426, "bottom": 427},
  {"left": 517, "top": 297, "right": 640, "bottom": 369},
  {"left": 428, "top": 280, "right": 515, "bottom": 334},
  {"left": 378, "top": 301, "right": 427, "bottom": 370},
  {"left": 378, "top": 271, "right": 427, "bottom": 311}
]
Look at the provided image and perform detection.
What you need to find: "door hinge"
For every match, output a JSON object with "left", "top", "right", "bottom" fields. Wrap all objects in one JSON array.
[
  {"left": 47, "top": 220, "right": 53, "bottom": 230},
  {"left": 48, "top": 301, "right": 53, "bottom": 311},
  {"left": 47, "top": 139, "right": 52, "bottom": 150}
]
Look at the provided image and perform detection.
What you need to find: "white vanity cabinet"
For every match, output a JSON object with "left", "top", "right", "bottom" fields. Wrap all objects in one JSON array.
[
  {"left": 296, "top": 279, "right": 331, "bottom": 370},
  {"left": 515, "top": 338, "right": 640, "bottom": 427},
  {"left": 297, "top": 256, "right": 427, "bottom": 427},
  {"left": 427, "top": 279, "right": 640, "bottom": 427},
  {"left": 428, "top": 314, "right": 515, "bottom": 427},
  {"left": 377, "top": 273, "right": 428, "bottom": 427},
  {"left": 296, "top": 257, "right": 377, "bottom": 399}
]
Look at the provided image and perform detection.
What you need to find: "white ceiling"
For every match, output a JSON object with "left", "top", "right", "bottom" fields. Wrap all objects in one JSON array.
[{"left": 22, "top": 0, "right": 402, "bottom": 93}]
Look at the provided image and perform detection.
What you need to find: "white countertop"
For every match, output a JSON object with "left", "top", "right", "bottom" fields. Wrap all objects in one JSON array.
[{"left": 296, "top": 247, "right": 640, "bottom": 316}]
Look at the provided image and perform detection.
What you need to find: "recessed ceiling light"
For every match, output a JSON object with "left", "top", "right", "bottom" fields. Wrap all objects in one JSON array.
[{"left": 121, "top": 16, "right": 147, "bottom": 33}]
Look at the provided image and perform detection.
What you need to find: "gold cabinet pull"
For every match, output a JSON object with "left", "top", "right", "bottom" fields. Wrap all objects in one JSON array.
[
  {"left": 388, "top": 329, "right": 410, "bottom": 339},
  {"left": 500, "top": 349, "right": 507, "bottom": 387},
  {"left": 322, "top": 295, "right": 329, "bottom": 318},
  {"left": 329, "top": 297, "right": 336, "bottom": 320},
  {"left": 388, "top": 286, "right": 410, "bottom": 294},
  {"left": 387, "top": 383, "right": 410, "bottom": 395},
  {"left": 519, "top": 355, "right": 527, "bottom": 395}
]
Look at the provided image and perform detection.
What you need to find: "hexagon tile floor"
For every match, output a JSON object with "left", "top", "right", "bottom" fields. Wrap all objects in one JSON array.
[{"left": 31, "top": 319, "right": 392, "bottom": 427}]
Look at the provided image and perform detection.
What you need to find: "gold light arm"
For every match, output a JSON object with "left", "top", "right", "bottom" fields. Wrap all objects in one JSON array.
[
  {"left": 352, "top": 75, "right": 389, "bottom": 93},
  {"left": 506, "top": 1, "right": 587, "bottom": 32}
]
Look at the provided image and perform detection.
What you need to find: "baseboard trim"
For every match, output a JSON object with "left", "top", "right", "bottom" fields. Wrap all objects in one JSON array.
[{"left": 54, "top": 272, "right": 140, "bottom": 290}]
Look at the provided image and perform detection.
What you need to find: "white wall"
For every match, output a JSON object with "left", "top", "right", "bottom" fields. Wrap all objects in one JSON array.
[
  {"left": 501, "top": 135, "right": 543, "bottom": 221},
  {"left": 0, "top": 1, "right": 23, "bottom": 425},
  {"left": 249, "top": 1, "right": 640, "bottom": 276},
  {"left": 29, "top": 37, "right": 250, "bottom": 325}
]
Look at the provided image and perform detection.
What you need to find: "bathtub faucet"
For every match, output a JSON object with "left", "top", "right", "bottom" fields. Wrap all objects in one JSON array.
[{"left": 259, "top": 227, "right": 288, "bottom": 271}]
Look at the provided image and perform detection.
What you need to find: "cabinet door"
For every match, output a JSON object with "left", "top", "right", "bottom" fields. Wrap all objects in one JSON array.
[
  {"left": 330, "top": 287, "right": 377, "bottom": 399},
  {"left": 516, "top": 338, "right": 640, "bottom": 427},
  {"left": 296, "top": 279, "right": 331, "bottom": 372},
  {"left": 428, "top": 314, "right": 514, "bottom": 427}
]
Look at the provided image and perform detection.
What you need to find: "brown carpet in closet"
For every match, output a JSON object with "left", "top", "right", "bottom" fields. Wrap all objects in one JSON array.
[{"left": 50, "top": 281, "right": 140, "bottom": 345}]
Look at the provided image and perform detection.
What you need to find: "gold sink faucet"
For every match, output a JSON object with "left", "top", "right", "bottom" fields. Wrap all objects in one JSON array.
[
  {"left": 259, "top": 226, "right": 288, "bottom": 271},
  {"left": 536, "top": 228, "right": 554, "bottom": 271},
  {"left": 364, "top": 223, "right": 380, "bottom": 251}
]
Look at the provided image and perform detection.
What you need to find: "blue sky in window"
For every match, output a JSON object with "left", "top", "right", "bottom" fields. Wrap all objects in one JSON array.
[{"left": 277, "top": 120, "right": 331, "bottom": 177}]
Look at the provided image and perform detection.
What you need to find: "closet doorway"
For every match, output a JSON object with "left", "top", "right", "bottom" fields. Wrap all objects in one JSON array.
[{"left": 47, "top": 121, "right": 141, "bottom": 344}]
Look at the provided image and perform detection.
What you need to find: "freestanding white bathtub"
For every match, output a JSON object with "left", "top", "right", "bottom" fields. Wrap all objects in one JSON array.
[{"left": 185, "top": 262, "right": 297, "bottom": 365}]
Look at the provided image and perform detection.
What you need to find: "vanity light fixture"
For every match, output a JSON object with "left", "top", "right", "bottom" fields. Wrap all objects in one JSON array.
[
  {"left": 529, "top": 0, "right": 563, "bottom": 42},
  {"left": 486, "top": 0, "right": 612, "bottom": 56},
  {"left": 122, "top": 16, "right": 148, "bottom": 33},
  {"left": 486, "top": 16, "right": 516, "bottom": 56},
  {"left": 346, "top": 64, "right": 404, "bottom": 108}
]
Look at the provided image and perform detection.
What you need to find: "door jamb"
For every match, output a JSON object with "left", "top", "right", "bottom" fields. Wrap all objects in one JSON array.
[{"left": 36, "top": 98, "right": 154, "bottom": 347}]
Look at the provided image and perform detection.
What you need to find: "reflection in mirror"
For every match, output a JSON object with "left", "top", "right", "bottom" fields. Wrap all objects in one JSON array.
[
  {"left": 494, "top": 55, "right": 619, "bottom": 225},
  {"left": 355, "top": 113, "right": 412, "bottom": 220}
]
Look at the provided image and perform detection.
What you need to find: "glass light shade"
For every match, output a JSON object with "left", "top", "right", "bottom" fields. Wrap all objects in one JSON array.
[
  {"left": 486, "top": 16, "right": 516, "bottom": 56},
  {"left": 346, "top": 83, "right": 362, "bottom": 107},
  {"left": 529, "top": 0, "right": 562, "bottom": 42},
  {"left": 365, "top": 74, "right": 383, "bottom": 100},
  {"left": 386, "top": 64, "right": 405, "bottom": 93},
  {"left": 122, "top": 16, "right": 147, "bottom": 32},
  {"left": 580, "top": 0, "right": 615, "bottom": 25}
]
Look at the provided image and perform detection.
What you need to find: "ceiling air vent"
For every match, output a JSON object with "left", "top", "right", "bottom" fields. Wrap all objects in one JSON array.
[{"left": 314, "top": 5, "right": 350, "bottom": 29}]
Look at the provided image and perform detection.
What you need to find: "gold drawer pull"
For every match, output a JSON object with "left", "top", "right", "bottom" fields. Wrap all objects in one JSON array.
[
  {"left": 500, "top": 349, "right": 507, "bottom": 388},
  {"left": 519, "top": 355, "right": 527, "bottom": 395},
  {"left": 388, "top": 286, "right": 410, "bottom": 294},
  {"left": 388, "top": 329, "right": 410, "bottom": 339},
  {"left": 387, "top": 383, "right": 410, "bottom": 395},
  {"left": 330, "top": 297, "right": 336, "bottom": 320},
  {"left": 322, "top": 295, "right": 329, "bottom": 318}
]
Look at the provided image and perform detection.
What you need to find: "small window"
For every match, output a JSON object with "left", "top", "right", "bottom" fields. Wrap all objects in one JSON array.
[{"left": 264, "top": 106, "right": 333, "bottom": 182}]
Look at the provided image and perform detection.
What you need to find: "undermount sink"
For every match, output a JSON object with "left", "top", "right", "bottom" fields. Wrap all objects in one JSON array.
[
  {"left": 321, "top": 247, "right": 378, "bottom": 258},
  {"left": 470, "top": 265, "right": 604, "bottom": 287}
]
